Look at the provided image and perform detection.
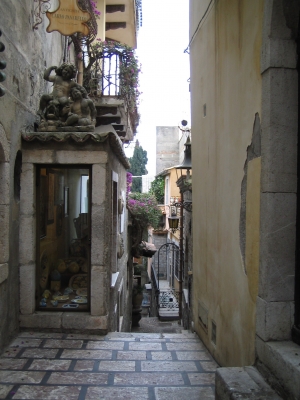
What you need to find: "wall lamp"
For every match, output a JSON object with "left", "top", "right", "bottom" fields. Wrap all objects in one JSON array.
[
  {"left": 175, "top": 135, "right": 192, "bottom": 182},
  {"left": 167, "top": 133, "right": 193, "bottom": 232},
  {"left": 168, "top": 201, "right": 180, "bottom": 232}
]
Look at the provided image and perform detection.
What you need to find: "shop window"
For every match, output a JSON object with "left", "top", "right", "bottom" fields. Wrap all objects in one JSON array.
[{"left": 36, "top": 166, "right": 91, "bottom": 311}]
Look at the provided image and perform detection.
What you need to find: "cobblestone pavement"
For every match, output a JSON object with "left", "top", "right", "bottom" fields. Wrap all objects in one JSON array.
[{"left": 0, "top": 326, "right": 217, "bottom": 399}]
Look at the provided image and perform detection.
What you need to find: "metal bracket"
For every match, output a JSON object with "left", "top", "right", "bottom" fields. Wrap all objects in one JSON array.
[
  {"left": 173, "top": 201, "right": 192, "bottom": 213},
  {"left": 33, "top": 0, "right": 52, "bottom": 30}
]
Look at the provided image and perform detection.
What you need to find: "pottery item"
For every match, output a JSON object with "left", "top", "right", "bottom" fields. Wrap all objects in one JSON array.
[
  {"left": 68, "top": 261, "right": 80, "bottom": 274},
  {"left": 76, "top": 288, "right": 87, "bottom": 297},
  {"left": 64, "top": 287, "right": 73, "bottom": 295},
  {"left": 77, "top": 257, "right": 88, "bottom": 273},
  {"left": 39, "top": 251, "right": 50, "bottom": 289},
  {"left": 52, "top": 295, "right": 69, "bottom": 302},
  {"left": 42, "top": 290, "right": 51, "bottom": 299},
  {"left": 71, "top": 297, "right": 88, "bottom": 304},
  {"left": 51, "top": 269, "right": 61, "bottom": 281},
  {"left": 69, "top": 274, "right": 88, "bottom": 289},
  {"left": 40, "top": 299, "right": 47, "bottom": 307},
  {"left": 56, "top": 259, "right": 67, "bottom": 273},
  {"left": 62, "top": 304, "right": 79, "bottom": 309}
]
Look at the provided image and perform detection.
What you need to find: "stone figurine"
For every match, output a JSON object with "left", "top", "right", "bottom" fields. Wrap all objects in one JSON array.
[
  {"left": 62, "top": 86, "right": 96, "bottom": 131},
  {"left": 37, "top": 63, "right": 96, "bottom": 132}
]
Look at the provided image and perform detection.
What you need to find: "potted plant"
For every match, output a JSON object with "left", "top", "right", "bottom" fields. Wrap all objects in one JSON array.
[{"left": 132, "top": 283, "right": 144, "bottom": 308}]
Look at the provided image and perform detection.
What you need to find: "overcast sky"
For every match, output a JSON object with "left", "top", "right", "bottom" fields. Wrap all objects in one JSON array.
[{"left": 124, "top": 0, "right": 190, "bottom": 176}]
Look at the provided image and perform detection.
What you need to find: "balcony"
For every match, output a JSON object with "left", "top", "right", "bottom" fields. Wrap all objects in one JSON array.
[{"left": 83, "top": 40, "right": 140, "bottom": 143}]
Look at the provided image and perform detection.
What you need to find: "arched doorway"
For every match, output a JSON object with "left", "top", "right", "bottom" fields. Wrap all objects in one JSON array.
[{"left": 157, "top": 242, "right": 180, "bottom": 320}]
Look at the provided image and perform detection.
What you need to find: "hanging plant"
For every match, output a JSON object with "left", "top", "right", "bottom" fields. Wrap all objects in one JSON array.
[
  {"left": 127, "top": 193, "right": 162, "bottom": 253},
  {"left": 83, "top": 39, "right": 141, "bottom": 131}
]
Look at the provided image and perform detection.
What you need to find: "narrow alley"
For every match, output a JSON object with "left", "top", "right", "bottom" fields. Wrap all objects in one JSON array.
[
  {"left": 0, "top": 318, "right": 217, "bottom": 400},
  {"left": 0, "top": 1, "right": 299, "bottom": 400}
]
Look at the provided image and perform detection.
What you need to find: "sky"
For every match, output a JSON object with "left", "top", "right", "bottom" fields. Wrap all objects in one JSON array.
[{"left": 124, "top": 0, "right": 190, "bottom": 176}]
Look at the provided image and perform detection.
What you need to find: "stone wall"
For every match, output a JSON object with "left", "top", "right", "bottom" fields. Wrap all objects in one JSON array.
[
  {"left": 105, "top": 146, "right": 131, "bottom": 332},
  {"left": 190, "top": 0, "right": 264, "bottom": 366},
  {"left": 0, "top": 0, "right": 67, "bottom": 351}
]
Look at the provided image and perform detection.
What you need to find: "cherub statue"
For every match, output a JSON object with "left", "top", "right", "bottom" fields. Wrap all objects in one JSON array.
[
  {"left": 63, "top": 86, "right": 96, "bottom": 130},
  {"left": 37, "top": 62, "right": 97, "bottom": 132},
  {"left": 38, "top": 63, "right": 77, "bottom": 121}
]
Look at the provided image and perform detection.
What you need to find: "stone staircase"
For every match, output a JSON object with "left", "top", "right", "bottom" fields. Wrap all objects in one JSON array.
[
  {"left": 158, "top": 289, "right": 180, "bottom": 321},
  {"left": 93, "top": 97, "right": 135, "bottom": 144},
  {"left": 0, "top": 330, "right": 217, "bottom": 399},
  {"left": 216, "top": 366, "right": 283, "bottom": 399},
  {"left": 216, "top": 339, "right": 300, "bottom": 400}
]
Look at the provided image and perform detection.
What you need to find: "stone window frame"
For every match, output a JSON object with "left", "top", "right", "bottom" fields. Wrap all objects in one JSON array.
[{"left": 19, "top": 149, "right": 108, "bottom": 331}]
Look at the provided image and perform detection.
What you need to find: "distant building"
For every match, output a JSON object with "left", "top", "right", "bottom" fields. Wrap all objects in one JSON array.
[
  {"left": 142, "top": 175, "right": 155, "bottom": 193},
  {"left": 156, "top": 127, "right": 180, "bottom": 175}
]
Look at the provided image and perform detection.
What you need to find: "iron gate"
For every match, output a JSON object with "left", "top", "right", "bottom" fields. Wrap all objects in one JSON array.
[{"left": 154, "top": 243, "right": 180, "bottom": 319}]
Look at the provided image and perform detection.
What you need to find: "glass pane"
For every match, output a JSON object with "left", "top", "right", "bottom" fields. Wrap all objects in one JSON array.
[{"left": 36, "top": 167, "right": 90, "bottom": 311}]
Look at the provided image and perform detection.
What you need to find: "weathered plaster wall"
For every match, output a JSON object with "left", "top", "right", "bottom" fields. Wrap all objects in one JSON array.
[
  {"left": 0, "top": 1, "right": 65, "bottom": 351},
  {"left": 190, "top": 0, "right": 264, "bottom": 366}
]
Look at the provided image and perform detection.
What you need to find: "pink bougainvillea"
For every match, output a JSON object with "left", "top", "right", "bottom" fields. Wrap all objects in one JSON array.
[{"left": 90, "top": 0, "right": 101, "bottom": 18}]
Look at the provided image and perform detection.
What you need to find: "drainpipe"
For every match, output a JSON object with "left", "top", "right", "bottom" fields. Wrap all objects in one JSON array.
[{"left": 179, "top": 191, "right": 183, "bottom": 323}]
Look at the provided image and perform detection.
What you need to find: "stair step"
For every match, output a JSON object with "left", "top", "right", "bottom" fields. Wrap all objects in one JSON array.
[
  {"left": 256, "top": 339, "right": 300, "bottom": 400},
  {"left": 215, "top": 366, "right": 283, "bottom": 399},
  {"left": 106, "top": 331, "right": 196, "bottom": 339}
]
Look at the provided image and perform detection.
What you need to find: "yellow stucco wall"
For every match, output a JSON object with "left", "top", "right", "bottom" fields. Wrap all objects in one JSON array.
[
  {"left": 190, "top": 0, "right": 263, "bottom": 366},
  {"left": 95, "top": 0, "right": 106, "bottom": 41}
]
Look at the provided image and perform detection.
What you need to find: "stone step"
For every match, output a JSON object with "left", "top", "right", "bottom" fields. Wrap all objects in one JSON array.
[
  {"left": 256, "top": 339, "right": 300, "bottom": 400},
  {"left": 215, "top": 366, "right": 283, "bottom": 399},
  {"left": 106, "top": 330, "right": 198, "bottom": 340}
]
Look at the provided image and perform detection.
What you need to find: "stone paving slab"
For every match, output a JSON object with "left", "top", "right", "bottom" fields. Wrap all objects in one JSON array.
[
  {"left": 21, "top": 348, "right": 59, "bottom": 359},
  {"left": 141, "top": 361, "right": 199, "bottom": 372},
  {"left": 12, "top": 385, "right": 81, "bottom": 399},
  {"left": 85, "top": 386, "right": 149, "bottom": 400},
  {"left": 155, "top": 386, "right": 215, "bottom": 399},
  {"left": 0, "top": 329, "right": 217, "bottom": 399},
  {"left": 0, "top": 384, "right": 13, "bottom": 399}
]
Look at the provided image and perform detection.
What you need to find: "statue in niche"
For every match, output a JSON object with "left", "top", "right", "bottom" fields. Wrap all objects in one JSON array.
[{"left": 37, "top": 63, "right": 96, "bottom": 132}]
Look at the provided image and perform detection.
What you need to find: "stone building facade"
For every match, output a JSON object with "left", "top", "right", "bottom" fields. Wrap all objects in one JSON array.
[
  {"left": 156, "top": 126, "right": 180, "bottom": 175},
  {"left": 189, "top": 0, "right": 300, "bottom": 397},
  {"left": 0, "top": 0, "right": 138, "bottom": 352}
]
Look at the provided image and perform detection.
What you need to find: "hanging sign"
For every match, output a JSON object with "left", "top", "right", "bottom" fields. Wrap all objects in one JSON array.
[{"left": 46, "top": 0, "right": 91, "bottom": 36}]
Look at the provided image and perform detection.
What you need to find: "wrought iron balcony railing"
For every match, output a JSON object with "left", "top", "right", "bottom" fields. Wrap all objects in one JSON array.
[{"left": 83, "top": 41, "right": 140, "bottom": 133}]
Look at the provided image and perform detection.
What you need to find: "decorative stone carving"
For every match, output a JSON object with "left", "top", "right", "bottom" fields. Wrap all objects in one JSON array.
[{"left": 37, "top": 63, "right": 96, "bottom": 132}]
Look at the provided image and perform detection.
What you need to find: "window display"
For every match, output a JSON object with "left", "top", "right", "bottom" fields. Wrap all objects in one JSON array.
[{"left": 36, "top": 167, "right": 91, "bottom": 311}]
